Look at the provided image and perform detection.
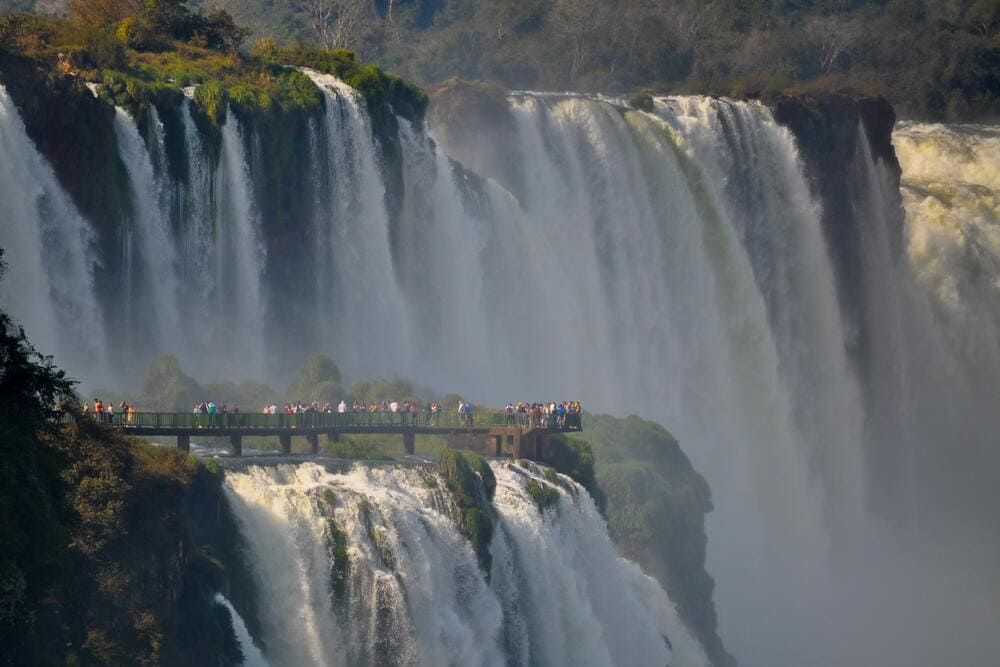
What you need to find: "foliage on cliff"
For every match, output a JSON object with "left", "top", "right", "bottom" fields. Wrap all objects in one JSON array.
[
  {"left": 179, "top": 0, "right": 998, "bottom": 122},
  {"left": 0, "top": 1, "right": 425, "bottom": 125},
  {"left": 0, "top": 267, "right": 249, "bottom": 665},
  {"left": 574, "top": 413, "right": 734, "bottom": 667}
]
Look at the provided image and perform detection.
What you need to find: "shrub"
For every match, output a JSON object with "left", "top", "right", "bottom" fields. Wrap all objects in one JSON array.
[
  {"left": 80, "top": 24, "right": 127, "bottom": 70},
  {"left": 250, "top": 37, "right": 278, "bottom": 62},
  {"left": 193, "top": 79, "right": 227, "bottom": 124}
]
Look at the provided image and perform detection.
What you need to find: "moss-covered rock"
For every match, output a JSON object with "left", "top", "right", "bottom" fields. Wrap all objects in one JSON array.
[
  {"left": 545, "top": 434, "right": 603, "bottom": 511},
  {"left": 524, "top": 478, "right": 560, "bottom": 512},
  {"left": 573, "top": 413, "right": 732, "bottom": 667},
  {"left": 627, "top": 92, "right": 654, "bottom": 112},
  {"left": 437, "top": 449, "right": 495, "bottom": 574}
]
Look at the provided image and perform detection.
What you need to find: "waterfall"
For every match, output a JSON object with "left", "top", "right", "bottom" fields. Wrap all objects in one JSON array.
[
  {"left": 0, "top": 85, "right": 107, "bottom": 382},
  {"left": 3, "top": 72, "right": 999, "bottom": 665},
  {"left": 112, "top": 106, "right": 182, "bottom": 355},
  {"left": 222, "top": 461, "right": 704, "bottom": 667},
  {"left": 212, "top": 108, "right": 266, "bottom": 376},
  {"left": 215, "top": 593, "right": 270, "bottom": 667},
  {"left": 303, "top": 70, "right": 411, "bottom": 378}
]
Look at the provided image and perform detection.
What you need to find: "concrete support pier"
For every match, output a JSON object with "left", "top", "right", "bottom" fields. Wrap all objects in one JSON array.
[
  {"left": 306, "top": 433, "right": 319, "bottom": 455},
  {"left": 403, "top": 431, "right": 415, "bottom": 455},
  {"left": 327, "top": 431, "right": 341, "bottom": 444},
  {"left": 279, "top": 434, "right": 291, "bottom": 454},
  {"left": 177, "top": 434, "right": 190, "bottom": 452},
  {"left": 229, "top": 435, "right": 243, "bottom": 457}
]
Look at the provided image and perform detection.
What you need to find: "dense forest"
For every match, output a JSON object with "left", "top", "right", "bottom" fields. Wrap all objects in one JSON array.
[{"left": 5, "top": 0, "right": 994, "bottom": 120}]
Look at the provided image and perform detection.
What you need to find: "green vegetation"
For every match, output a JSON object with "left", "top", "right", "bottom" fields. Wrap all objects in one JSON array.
[
  {"left": 325, "top": 438, "right": 394, "bottom": 461},
  {"left": 193, "top": 0, "right": 998, "bottom": 121},
  {"left": 318, "top": 491, "right": 350, "bottom": 600},
  {"left": 0, "top": 0, "right": 427, "bottom": 129},
  {"left": 572, "top": 412, "right": 732, "bottom": 667},
  {"left": 524, "top": 478, "right": 560, "bottom": 512},
  {"left": 437, "top": 449, "right": 495, "bottom": 573},
  {"left": 544, "top": 433, "right": 602, "bottom": 508},
  {"left": 0, "top": 249, "right": 250, "bottom": 665},
  {"left": 285, "top": 352, "right": 343, "bottom": 405}
]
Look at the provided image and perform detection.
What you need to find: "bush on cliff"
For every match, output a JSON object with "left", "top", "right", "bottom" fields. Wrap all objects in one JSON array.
[
  {"left": 0, "top": 255, "right": 246, "bottom": 665},
  {"left": 573, "top": 413, "right": 733, "bottom": 667}
]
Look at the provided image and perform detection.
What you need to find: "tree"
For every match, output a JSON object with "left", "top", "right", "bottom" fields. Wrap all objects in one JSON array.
[
  {"left": 292, "top": 0, "right": 370, "bottom": 49},
  {"left": 68, "top": 0, "right": 142, "bottom": 27},
  {"left": 548, "top": 0, "right": 614, "bottom": 83},
  {"left": 286, "top": 353, "right": 343, "bottom": 403},
  {"left": 0, "top": 249, "right": 77, "bottom": 660},
  {"left": 967, "top": 0, "right": 1000, "bottom": 37},
  {"left": 805, "top": 14, "right": 862, "bottom": 75},
  {"left": 142, "top": 355, "right": 202, "bottom": 411},
  {"left": 193, "top": 9, "right": 251, "bottom": 52}
]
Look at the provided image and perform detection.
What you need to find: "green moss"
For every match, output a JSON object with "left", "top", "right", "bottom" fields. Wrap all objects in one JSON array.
[
  {"left": 437, "top": 449, "right": 495, "bottom": 573},
  {"left": 264, "top": 45, "right": 428, "bottom": 125},
  {"left": 627, "top": 92, "right": 654, "bottom": 112},
  {"left": 204, "top": 458, "right": 223, "bottom": 478},
  {"left": 357, "top": 499, "right": 395, "bottom": 570},
  {"left": 326, "top": 520, "right": 349, "bottom": 601},
  {"left": 525, "top": 479, "right": 560, "bottom": 513},
  {"left": 324, "top": 439, "right": 393, "bottom": 461},
  {"left": 544, "top": 435, "right": 602, "bottom": 511},
  {"left": 463, "top": 451, "right": 496, "bottom": 502},
  {"left": 193, "top": 79, "right": 227, "bottom": 124}
]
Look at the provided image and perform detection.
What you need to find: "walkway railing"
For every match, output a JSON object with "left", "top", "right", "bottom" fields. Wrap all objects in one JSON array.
[{"left": 74, "top": 410, "right": 582, "bottom": 431}]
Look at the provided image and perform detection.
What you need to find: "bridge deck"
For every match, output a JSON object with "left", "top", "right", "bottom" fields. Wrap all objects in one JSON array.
[
  {"left": 74, "top": 411, "right": 582, "bottom": 461},
  {"left": 81, "top": 411, "right": 580, "bottom": 434}
]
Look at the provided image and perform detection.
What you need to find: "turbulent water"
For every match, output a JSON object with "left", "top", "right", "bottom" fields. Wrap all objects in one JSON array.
[
  {"left": 222, "top": 460, "right": 705, "bottom": 666},
  {"left": 1, "top": 74, "right": 998, "bottom": 666}
]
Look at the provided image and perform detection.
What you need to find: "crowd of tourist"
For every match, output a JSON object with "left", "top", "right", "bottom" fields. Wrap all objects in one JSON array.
[
  {"left": 80, "top": 396, "right": 581, "bottom": 429},
  {"left": 503, "top": 401, "right": 582, "bottom": 428},
  {"left": 82, "top": 398, "right": 137, "bottom": 422},
  {"left": 193, "top": 401, "right": 240, "bottom": 414}
]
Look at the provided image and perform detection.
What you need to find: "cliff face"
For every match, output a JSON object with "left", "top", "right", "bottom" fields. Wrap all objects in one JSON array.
[
  {"left": 769, "top": 93, "right": 905, "bottom": 361},
  {"left": 566, "top": 415, "right": 735, "bottom": 667}
]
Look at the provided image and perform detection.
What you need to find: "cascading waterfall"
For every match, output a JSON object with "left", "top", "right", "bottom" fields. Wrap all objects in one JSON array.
[
  {"left": 222, "top": 461, "right": 705, "bottom": 667},
  {"left": 303, "top": 70, "right": 411, "bottom": 376},
  {"left": 3, "top": 70, "right": 999, "bottom": 665},
  {"left": 215, "top": 593, "right": 270, "bottom": 667},
  {"left": 113, "top": 106, "right": 182, "bottom": 354},
  {"left": 213, "top": 108, "right": 267, "bottom": 375},
  {"left": 0, "top": 85, "right": 107, "bottom": 382}
]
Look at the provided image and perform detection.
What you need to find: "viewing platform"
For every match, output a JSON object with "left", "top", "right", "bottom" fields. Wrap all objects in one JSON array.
[{"left": 77, "top": 411, "right": 582, "bottom": 461}]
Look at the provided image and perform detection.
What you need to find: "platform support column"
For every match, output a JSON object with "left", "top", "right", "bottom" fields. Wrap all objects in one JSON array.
[
  {"left": 306, "top": 433, "right": 319, "bottom": 455},
  {"left": 279, "top": 434, "right": 291, "bottom": 454},
  {"left": 492, "top": 435, "right": 502, "bottom": 457},
  {"left": 177, "top": 434, "right": 190, "bottom": 452},
  {"left": 514, "top": 433, "right": 529, "bottom": 459},
  {"left": 229, "top": 435, "right": 243, "bottom": 457},
  {"left": 327, "top": 431, "right": 341, "bottom": 444},
  {"left": 535, "top": 433, "right": 547, "bottom": 461},
  {"left": 403, "top": 431, "right": 415, "bottom": 455}
]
